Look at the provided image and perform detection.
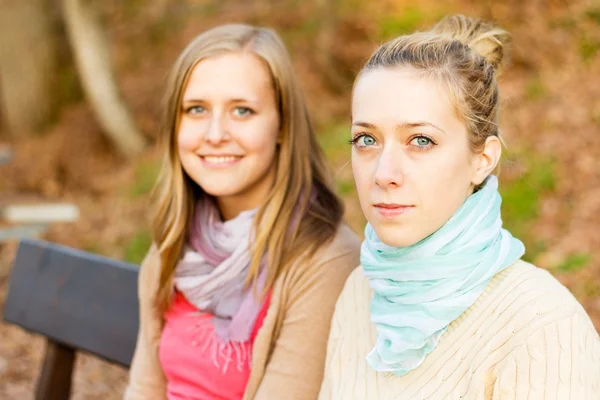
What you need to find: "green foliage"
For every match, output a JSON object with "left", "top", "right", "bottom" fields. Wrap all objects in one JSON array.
[
  {"left": 82, "top": 242, "right": 105, "bottom": 256},
  {"left": 593, "top": 110, "right": 600, "bottom": 126},
  {"left": 129, "top": 159, "right": 161, "bottom": 198},
  {"left": 124, "top": 229, "right": 152, "bottom": 265},
  {"left": 501, "top": 156, "right": 556, "bottom": 261},
  {"left": 318, "top": 123, "right": 352, "bottom": 161},
  {"left": 280, "top": 16, "right": 321, "bottom": 45},
  {"left": 554, "top": 252, "right": 591, "bottom": 273},
  {"left": 318, "top": 123, "right": 355, "bottom": 197},
  {"left": 56, "top": 65, "right": 83, "bottom": 106},
  {"left": 585, "top": 7, "right": 600, "bottom": 25},
  {"left": 525, "top": 77, "right": 547, "bottom": 100},
  {"left": 148, "top": 15, "right": 182, "bottom": 45},
  {"left": 188, "top": 2, "right": 220, "bottom": 17},
  {"left": 121, "top": 0, "right": 147, "bottom": 19},
  {"left": 525, "top": 240, "right": 547, "bottom": 262},
  {"left": 579, "top": 35, "right": 600, "bottom": 62},
  {"left": 379, "top": 7, "right": 426, "bottom": 38},
  {"left": 337, "top": 178, "right": 356, "bottom": 196},
  {"left": 549, "top": 16, "right": 577, "bottom": 30},
  {"left": 501, "top": 158, "right": 555, "bottom": 224},
  {"left": 296, "top": 17, "right": 321, "bottom": 35},
  {"left": 584, "top": 280, "right": 600, "bottom": 297}
]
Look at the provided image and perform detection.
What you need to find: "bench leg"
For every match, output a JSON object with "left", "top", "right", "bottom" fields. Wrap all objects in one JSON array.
[{"left": 36, "top": 340, "right": 75, "bottom": 400}]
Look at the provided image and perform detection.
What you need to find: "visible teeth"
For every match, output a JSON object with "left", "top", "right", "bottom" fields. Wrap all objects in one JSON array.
[{"left": 203, "top": 156, "right": 239, "bottom": 164}]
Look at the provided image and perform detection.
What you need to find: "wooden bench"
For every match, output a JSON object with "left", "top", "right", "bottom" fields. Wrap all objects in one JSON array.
[{"left": 2, "top": 238, "right": 140, "bottom": 400}]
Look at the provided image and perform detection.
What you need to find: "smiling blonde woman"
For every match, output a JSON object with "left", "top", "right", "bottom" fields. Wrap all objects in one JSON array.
[
  {"left": 124, "top": 24, "right": 360, "bottom": 400},
  {"left": 319, "top": 15, "right": 600, "bottom": 400}
]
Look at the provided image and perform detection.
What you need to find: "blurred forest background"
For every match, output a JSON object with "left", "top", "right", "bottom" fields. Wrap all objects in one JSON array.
[{"left": 0, "top": 0, "right": 599, "bottom": 397}]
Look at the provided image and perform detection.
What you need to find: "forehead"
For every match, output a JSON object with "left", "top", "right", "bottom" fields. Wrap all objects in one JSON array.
[
  {"left": 183, "top": 51, "right": 274, "bottom": 100},
  {"left": 352, "top": 67, "right": 459, "bottom": 129}
]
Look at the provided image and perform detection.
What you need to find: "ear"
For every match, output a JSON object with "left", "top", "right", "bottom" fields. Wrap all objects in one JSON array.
[{"left": 471, "top": 135, "right": 502, "bottom": 185}]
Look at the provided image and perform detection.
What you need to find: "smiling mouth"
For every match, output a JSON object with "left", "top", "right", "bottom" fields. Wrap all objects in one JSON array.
[{"left": 199, "top": 155, "right": 243, "bottom": 166}]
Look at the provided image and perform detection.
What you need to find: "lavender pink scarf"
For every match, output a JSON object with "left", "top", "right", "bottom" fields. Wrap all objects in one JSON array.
[{"left": 173, "top": 197, "right": 266, "bottom": 343}]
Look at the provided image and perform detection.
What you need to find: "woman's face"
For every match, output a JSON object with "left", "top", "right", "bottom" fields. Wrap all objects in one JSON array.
[
  {"left": 177, "top": 51, "right": 280, "bottom": 220},
  {"left": 351, "top": 67, "right": 493, "bottom": 247}
]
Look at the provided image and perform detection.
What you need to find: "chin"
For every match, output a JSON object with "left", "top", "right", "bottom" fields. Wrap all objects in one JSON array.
[
  {"left": 199, "top": 186, "right": 243, "bottom": 198},
  {"left": 192, "top": 179, "right": 244, "bottom": 197},
  {"left": 371, "top": 226, "right": 422, "bottom": 248}
]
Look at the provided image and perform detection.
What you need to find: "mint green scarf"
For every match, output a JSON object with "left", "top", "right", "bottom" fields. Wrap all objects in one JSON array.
[{"left": 361, "top": 175, "right": 525, "bottom": 376}]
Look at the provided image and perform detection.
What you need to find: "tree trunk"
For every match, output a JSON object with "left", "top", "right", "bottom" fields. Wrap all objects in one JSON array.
[
  {"left": 316, "top": 0, "right": 346, "bottom": 93},
  {"left": 0, "top": 0, "right": 60, "bottom": 137},
  {"left": 61, "top": 0, "right": 146, "bottom": 158}
]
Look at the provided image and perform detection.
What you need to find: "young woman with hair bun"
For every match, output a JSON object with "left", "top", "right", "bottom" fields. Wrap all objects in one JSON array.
[{"left": 319, "top": 15, "right": 600, "bottom": 399}]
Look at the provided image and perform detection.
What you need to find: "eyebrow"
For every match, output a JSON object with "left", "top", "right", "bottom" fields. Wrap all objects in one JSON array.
[
  {"left": 351, "top": 121, "right": 445, "bottom": 134},
  {"left": 182, "top": 98, "right": 260, "bottom": 104},
  {"left": 351, "top": 121, "right": 376, "bottom": 129},
  {"left": 397, "top": 121, "right": 445, "bottom": 134}
]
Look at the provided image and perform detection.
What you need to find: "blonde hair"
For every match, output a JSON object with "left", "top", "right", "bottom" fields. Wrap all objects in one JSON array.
[
  {"left": 152, "top": 24, "right": 343, "bottom": 312},
  {"left": 360, "top": 15, "right": 510, "bottom": 155}
]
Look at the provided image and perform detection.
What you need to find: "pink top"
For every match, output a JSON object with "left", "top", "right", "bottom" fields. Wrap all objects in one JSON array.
[{"left": 159, "top": 291, "right": 271, "bottom": 400}]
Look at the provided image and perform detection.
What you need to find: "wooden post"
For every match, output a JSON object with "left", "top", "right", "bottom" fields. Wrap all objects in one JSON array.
[
  {"left": 36, "top": 340, "right": 75, "bottom": 400},
  {"left": 0, "top": 146, "right": 12, "bottom": 165}
]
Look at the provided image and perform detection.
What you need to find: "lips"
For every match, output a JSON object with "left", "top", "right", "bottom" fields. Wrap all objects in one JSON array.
[{"left": 373, "top": 203, "right": 414, "bottom": 218}]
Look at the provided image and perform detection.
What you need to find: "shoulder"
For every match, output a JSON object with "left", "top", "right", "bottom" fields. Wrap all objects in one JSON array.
[
  {"left": 484, "top": 259, "right": 597, "bottom": 341},
  {"left": 279, "top": 224, "right": 362, "bottom": 295},
  {"left": 296, "top": 223, "right": 361, "bottom": 274},
  {"left": 342, "top": 265, "right": 371, "bottom": 297},
  {"left": 489, "top": 262, "right": 600, "bottom": 393},
  {"left": 317, "top": 223, "right": 362, "bottom": 258},
  {"left": 332, "top": 266, "right": 372, "bottom": 316},
  {"left": 495, "top": 260, "right": 590, "bottom": 317}
]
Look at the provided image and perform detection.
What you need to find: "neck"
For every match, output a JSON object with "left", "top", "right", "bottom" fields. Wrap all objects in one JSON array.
[{"left": 216, "top": 165, "right": 276, "bottom": 221}]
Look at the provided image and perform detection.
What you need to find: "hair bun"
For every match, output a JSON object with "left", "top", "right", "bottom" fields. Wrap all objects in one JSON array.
[{"left": 432, "top": 15, "right": 510, "bottom": 72}]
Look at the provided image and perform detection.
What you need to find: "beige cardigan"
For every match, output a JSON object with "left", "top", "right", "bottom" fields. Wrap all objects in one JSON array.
[
  {"left": 124, "top": 224, "right": 360, "bottom": 400},
  {"left": 319, "top": 260, "right": 600, "bottom": 399}
]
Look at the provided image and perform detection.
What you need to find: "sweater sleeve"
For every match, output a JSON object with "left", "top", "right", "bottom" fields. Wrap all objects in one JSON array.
[
  {"left": 252, "top": 248, "right": 360, "bottom": 400},
  {"left": 493, "top": 313, "right": 600, "bottom": 400},
  {"left": 123, "top": 246, "right": 168, "bottom": 400}
]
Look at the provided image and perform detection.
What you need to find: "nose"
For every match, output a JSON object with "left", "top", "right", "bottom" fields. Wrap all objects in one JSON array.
[
  {"left": 374, "top": 147, "right": 404, "bottom": 189},
  {"left": 203, "top": 113, "right": 230, "bottom": 145}
]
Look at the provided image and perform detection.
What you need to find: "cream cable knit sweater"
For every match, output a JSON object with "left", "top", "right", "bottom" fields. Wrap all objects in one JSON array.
[{"left": 319, "top": 260, "right": 600, "bottom": 400}]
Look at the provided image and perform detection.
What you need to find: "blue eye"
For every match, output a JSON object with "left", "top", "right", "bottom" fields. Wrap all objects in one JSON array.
[
  {"left": 351, "top": 134, "right": 377, "bottom": 147},
  {"left": 410, "top": 136, "right": 433, "bottom": 148},
  {"left": 233, "top": 107, "right": 253, "bottom": 117},
  {"left": 186, "top": 105, "right": 205, "bottom": 115}
]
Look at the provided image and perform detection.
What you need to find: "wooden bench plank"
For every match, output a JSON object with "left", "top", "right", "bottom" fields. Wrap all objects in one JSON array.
[
  {"left": 1, "top": 203, "right": 80, "bottom": 224},
  {"left": 3, "top": 238, "right": 140, "bottom": 367}
]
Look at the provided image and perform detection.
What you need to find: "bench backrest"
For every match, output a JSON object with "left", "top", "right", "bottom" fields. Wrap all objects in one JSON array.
[{"left": 3, "top": 238, "right": 140, "bottom": 367}]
